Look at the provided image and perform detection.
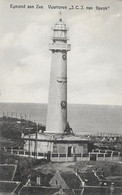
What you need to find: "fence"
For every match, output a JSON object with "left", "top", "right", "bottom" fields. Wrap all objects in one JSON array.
[
  {"left": 50, "top": 150, "right": 121, "bottom": 162},
  {"left": 1, "top": 147, "right": 121, "bottom": 163}
]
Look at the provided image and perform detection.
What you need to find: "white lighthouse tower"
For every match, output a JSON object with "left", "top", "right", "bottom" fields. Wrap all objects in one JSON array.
[{"left": 46, "top": 16, "right": 71, "bottom": 134}]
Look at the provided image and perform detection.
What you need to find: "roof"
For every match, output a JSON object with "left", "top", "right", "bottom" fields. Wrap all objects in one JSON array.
[
  {"left": 30, "top": 172, "right": 53, "bottom": 187},
  {"left": 24, "top": 133, "right": 89, "bottom": 143},
  {"left": 0, "top": 164, "right": 17, "bottom": 181},
  {"left": 49, "top": 171, "right": 69, "bottom": 189},
  {"left": 52, "top": 189, "right": 69, "bottom": 195},
  {"left": 61, "top": 172, "right": 81, "bottom": 189},
  {"left": 19, "top": 186, "right": 75, "bottom": 195},
  {"left": 24, "top": 133, "right": 52, "bottom": 140},
  {"left": 17, "top": 186, "right": 122, "bottom": 195},
  {"left": 100, "top": 179, "right": 122, "bottom": 187},
  {"left": 78, "top": 172, "right": 100, "bottom": 186},
  {"left": 74, "top": 187, "right": 122, "bottom": 195},
  {"left": 0, "top": 181, "right": 20, "bottom": 192},
  {"left": 49, "top": 171, "right": 81, "bottom": 189},
  {"left": 19, "top": 186, "right": 58, "bottom": 195}
]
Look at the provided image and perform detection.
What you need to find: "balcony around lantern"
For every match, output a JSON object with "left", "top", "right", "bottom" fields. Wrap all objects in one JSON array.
[
  {"left": 51, "top": 36, "right": 69, "bottom": 41},
  {"left": 49, "top": 43, "right": 71, "bottom": 51}
]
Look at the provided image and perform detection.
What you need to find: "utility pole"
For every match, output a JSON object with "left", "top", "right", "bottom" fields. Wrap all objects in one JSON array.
[
  {"left": 121, "top": 137, "right": 122, "bottom": 161},
  {"left": 110, "top": 183, "right": 114, "bottom": 195},
  {"left": 34, "top": 123, "right": 38, "bottom": 159}
]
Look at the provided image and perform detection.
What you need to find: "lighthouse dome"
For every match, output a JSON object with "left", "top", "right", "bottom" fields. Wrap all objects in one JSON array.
[
  {"left": 53, "top": 18, "right": 68, "bottom": 31},
  {"left": 54, "top": 18, "right": 67, "bottom": 30}
]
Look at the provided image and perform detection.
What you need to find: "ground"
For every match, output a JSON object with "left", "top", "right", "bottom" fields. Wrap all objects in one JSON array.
[{"left": 34, "top": 161, "right": 122, "bottom": 174}]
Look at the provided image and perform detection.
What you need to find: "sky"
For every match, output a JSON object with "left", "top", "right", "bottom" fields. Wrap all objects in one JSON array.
[{"left": 0, "top": 0, "right": 122, "bottom": 105}]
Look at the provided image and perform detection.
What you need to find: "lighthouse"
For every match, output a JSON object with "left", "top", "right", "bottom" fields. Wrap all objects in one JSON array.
[
  {"left": 23, "top": 17, "right": 91, "bottom": 161},
  {"left": 46, "top": 17, "right": 71, "bottom": 134}
]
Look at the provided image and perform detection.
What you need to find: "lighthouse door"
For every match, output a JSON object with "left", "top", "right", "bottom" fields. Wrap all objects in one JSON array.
[{"left": 68, "top": 146, "right": 72, "bottom": 157}]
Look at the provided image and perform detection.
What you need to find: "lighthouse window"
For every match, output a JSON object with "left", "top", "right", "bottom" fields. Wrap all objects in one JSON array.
[
  {"left": 62, "top": 54, "right": 66, "bottom": 60},
  {"left": 61, "top": 101, "right": 66, "bottom": 109}
]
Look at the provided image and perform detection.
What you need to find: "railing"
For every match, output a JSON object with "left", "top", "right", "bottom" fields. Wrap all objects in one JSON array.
[{"left": 1, "top": 147, "right": 47, "bottom": 159}]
